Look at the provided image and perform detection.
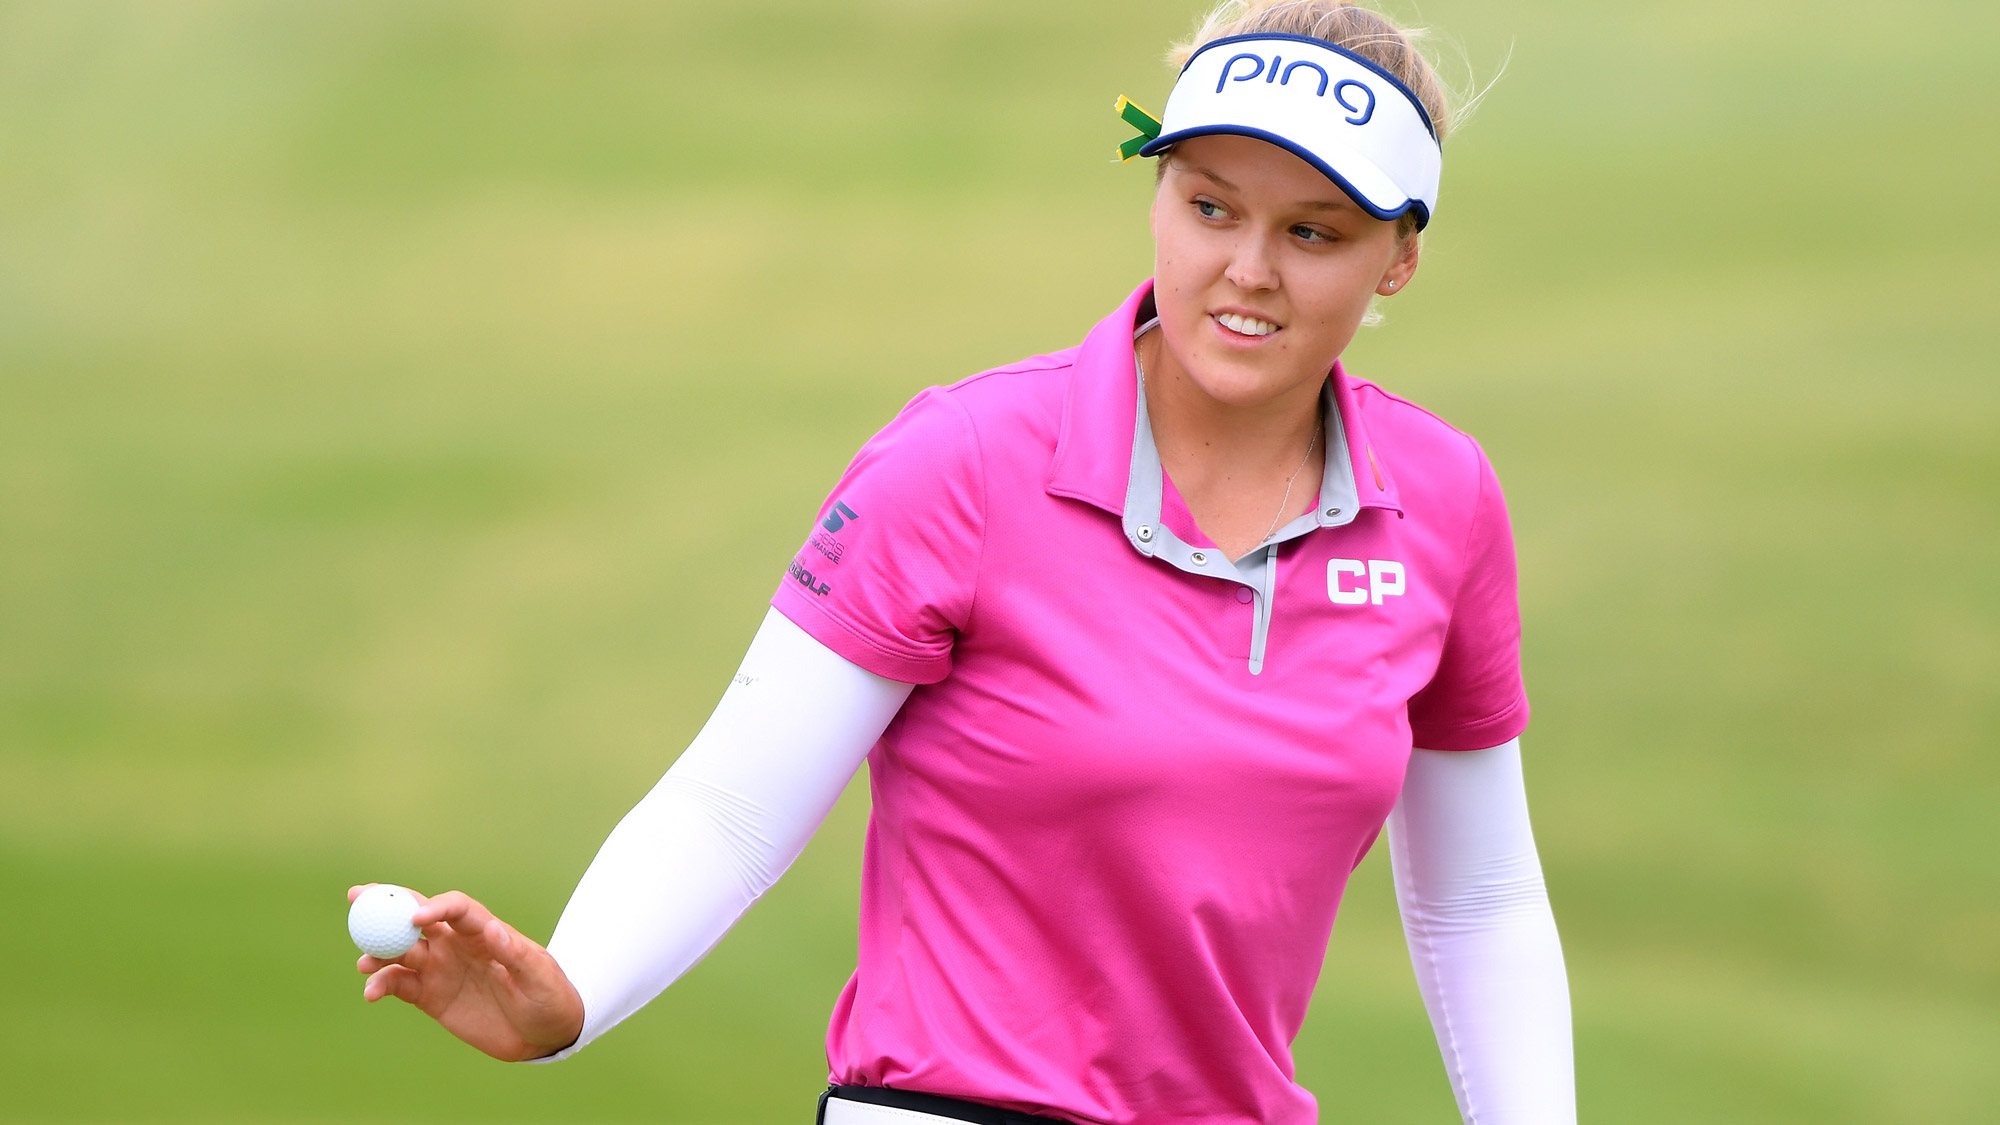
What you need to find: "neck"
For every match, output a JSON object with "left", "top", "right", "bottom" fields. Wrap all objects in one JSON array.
[{"left": 1137, "top": 329, "right": 1327, "bottom": 497}]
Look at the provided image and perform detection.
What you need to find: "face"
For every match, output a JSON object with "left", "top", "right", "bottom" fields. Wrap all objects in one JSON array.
[{"left": 1148, "top": 134, "right": 1419, "bottom": 410}]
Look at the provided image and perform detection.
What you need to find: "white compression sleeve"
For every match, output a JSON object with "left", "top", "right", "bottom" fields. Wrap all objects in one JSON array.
[
  {"left": 535, "top": 607, "right": 914, "bottom": 1061},
  {"left": 1387, "top": 740, "right": 1576, "bottom": 1123}
]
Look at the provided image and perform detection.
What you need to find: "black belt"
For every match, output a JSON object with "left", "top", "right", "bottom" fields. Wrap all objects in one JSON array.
[{"left": 819, "top": 1085, "right": 1071, "bottom": 1125}]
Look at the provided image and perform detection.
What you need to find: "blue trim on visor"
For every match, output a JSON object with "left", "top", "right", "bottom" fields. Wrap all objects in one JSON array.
[
  {"left": 1179, "top": 32, "right": 1437, "bottom": 141},
  {"left": 1137, "top": 125, "right": 1432, "bottom": 230}
]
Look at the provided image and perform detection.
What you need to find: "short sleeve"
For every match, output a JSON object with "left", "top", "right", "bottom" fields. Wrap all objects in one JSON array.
[
  {"left": 769, "top": 387, "right": 984, "bottom": 684},
  {"left": 1406, "top": 443, "right": 1530, "bottom": 751}
]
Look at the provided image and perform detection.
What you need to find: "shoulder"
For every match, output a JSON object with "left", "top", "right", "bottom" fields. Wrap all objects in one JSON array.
[
  {"left": 1347, "top": 375, "right": 1500, "bottom": 507},
  {"left": 1345, "top": 375, "right": 1515, "bottom": 570},
  {"left": 1349, "top": 376, "right": 1487, "bottom": 467},
  {"left": 933, "top": 346, "right": 1078, "bottom": 432},
  {"left": 876, "top": 346, "right": 1080, "bottom": 471}
]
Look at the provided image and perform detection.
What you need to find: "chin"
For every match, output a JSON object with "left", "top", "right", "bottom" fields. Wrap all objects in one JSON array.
[{"left": 1183, "top": 356, "right": 1293, "bottom": 406}]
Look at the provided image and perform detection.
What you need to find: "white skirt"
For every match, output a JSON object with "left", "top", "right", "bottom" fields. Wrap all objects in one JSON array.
[
  {"left": 823, "top": 1097, "right": 969, "bottom": 1125},
  {"left": 818, "top": 1087, "right": 1058, "bottom": 1125}
]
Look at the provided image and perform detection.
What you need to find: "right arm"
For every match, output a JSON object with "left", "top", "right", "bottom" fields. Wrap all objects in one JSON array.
[
  {"left": 354, "top": 607, "right": 912, "bottom": 1060},
  {"left": 360, "top": 386, "right": 978, "bottom": 1058},
  {"left": 540, "top": 606, "right": 912, "bottom": 1058}
]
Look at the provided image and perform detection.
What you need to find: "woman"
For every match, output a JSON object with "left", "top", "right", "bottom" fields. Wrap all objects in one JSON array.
[{"left": 350, "top": 2, "right": 1576, "bottom": 1121}]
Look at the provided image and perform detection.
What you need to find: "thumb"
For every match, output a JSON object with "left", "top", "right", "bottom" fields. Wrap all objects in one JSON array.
[
  {"left": 481, "top": 919, "right": 565, "bottom": 993},
  {"left": 479, "top": 918, "right": 529, "bottom": 974}
]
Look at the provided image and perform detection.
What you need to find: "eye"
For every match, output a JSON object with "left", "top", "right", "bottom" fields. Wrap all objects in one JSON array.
[
  {"left": 1194, "top": 198, "right": 1229, "bottom": 220},
  {"left": 1292, "top": 224, "right": 1335, "bottom": 243}
]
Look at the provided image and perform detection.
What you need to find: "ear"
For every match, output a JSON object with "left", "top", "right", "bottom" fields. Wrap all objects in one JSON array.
[{"left": 1376, "top": 230, "right": 1421, "bottom": 297}]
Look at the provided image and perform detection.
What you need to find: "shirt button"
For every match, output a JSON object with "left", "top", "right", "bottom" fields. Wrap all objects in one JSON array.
[
  {"left": 1325, "top": 507, "right": 1341, "bottom": 517},
  {"left": 1190, "top": 551, "right": 1208, "bottom": 566},
  {"left": 1235, "top": 588, "right": 1254, "bottom": 604},
  {"left": 1136, "top": 526, "right": 1154, "bottom": 543}
]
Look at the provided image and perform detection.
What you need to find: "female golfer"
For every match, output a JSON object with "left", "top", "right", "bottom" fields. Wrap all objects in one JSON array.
[{"left": 350, "top": 2, "right": 1575, "bottom": 1121}]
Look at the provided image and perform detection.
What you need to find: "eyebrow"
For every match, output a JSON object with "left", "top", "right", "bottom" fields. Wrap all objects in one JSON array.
[
  {"left": 1186, "top": 164, "right": 1240, "bottom": 193},
  {"left": 1185, "top": 163, "right": 1358, "bottom": 215}
]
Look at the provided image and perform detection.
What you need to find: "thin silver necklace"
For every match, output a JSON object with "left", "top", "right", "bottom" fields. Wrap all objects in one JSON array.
[{"left": 1261, "top": 419, "right": 1321, "bottom": 544}]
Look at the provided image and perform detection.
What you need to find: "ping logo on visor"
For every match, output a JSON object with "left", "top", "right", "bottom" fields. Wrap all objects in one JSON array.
[
  {"left": 1128, "top": 33, "right": 1443, "bottom": 229},
  {"left": 1211, "top": 52, "right": 1375, "bottom": 124}
]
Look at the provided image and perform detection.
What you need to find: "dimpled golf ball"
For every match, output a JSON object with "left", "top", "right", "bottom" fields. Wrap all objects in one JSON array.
[{"left": 348, "top": 884, "right": 423, "bottom": 959}]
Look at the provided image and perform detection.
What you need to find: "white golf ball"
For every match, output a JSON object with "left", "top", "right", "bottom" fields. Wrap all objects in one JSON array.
[{"left": 348, "top": 884, "right": 423, "bottom": 959}]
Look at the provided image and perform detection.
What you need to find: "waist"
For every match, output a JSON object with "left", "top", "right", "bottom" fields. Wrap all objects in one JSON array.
[{"left": 819, "top": 1086, "right": 1071, "bottom": 1125}]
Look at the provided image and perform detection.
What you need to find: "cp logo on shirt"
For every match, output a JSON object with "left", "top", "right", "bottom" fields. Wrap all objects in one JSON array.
[{"left": 1328, "top": 558, "right": 1406, "bottom": 606}]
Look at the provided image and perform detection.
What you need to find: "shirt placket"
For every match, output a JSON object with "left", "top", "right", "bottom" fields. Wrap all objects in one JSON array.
[{"left": 1123, "top": 343, "right": 1363, "bottom": 676}]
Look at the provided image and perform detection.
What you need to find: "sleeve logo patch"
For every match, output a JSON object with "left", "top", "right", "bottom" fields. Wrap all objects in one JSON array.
[
  {"left": 820, "top": 500, "right": 859, "bottom": 533},
  {"left": 810, "top": 499, "right": 856, "bottom": 564},
  {"left": 808, "top": 528, "right": 846, "bottom": 564},
  {"left": 788, "top": 559, "right": 831, "bottom": 597},
  {"left": 1328, "top": 558, "right": 1406, "bottom": 606}
]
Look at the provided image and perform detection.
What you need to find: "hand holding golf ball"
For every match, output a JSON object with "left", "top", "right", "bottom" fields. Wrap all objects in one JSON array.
[{"left": 345, "top": 883, "right": 585, "bottom": 1061}]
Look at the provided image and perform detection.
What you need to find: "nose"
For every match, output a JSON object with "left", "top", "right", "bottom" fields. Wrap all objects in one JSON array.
[{"left": 1222, "top": 228, "right": 1280, "bottom": 292}]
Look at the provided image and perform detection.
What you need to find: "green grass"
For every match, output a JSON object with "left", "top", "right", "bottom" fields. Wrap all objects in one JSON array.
[{"left": 2, "top": 0, "right": 1996, "bottom": 1120}]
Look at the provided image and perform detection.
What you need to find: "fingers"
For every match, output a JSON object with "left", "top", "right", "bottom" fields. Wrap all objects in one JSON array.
[
  {"left": 363, "top": 963, "right": 420, "bottom": 1004},
  {"left": 356, "top": 938, "right": 431, "bottom": 976},
  {"left": 411, "top": 890, "right": 492, "bottom": 934},
  {"left": 478, "top": 918, "right": 532, "bottom": 975},
  {"left": 351, "top": 887, "right": 539, "bottom": 997},
  {"left": 412, "top": 891, "right": 527, "bottom": 973},
  {"left": 351, "top": 888, "right": 524, "bottom": 976}
]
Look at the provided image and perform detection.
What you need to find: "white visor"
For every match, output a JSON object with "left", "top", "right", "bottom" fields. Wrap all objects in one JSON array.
[{"left": 1139, "top": 34, "right": 1442, "bottom": 229}]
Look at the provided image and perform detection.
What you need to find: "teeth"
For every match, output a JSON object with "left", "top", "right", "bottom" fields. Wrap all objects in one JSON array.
[{"left": 1217, "top": 312, "right": 1279, "bottom": 337}]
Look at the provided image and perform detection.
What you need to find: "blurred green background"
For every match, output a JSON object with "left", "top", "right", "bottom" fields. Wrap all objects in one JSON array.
[{"left": 2, "top": 0, "right": 1995, "bottom": 1120}]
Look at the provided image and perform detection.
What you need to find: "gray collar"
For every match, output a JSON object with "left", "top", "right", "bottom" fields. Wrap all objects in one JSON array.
[{"left": 1121, "top": 322, "right": 1361, "bottom": 577}]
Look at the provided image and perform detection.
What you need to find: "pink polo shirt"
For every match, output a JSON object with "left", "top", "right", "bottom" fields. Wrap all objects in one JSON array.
[{"left": 771, "top": 281, "right": 1528, "bottom": 1125}]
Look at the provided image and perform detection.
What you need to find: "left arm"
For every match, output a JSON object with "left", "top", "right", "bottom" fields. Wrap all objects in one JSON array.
[{"left": 1388, "top": 738, "right": 1575, "bottom": 1124}]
